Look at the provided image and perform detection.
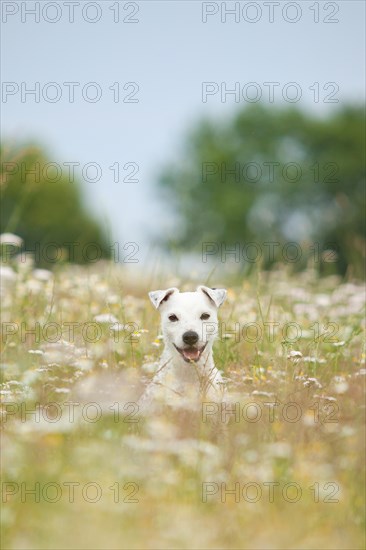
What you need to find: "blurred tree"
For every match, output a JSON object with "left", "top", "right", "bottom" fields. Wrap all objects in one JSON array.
[
  {"left": 1, "top": 144, "right": 111, "bottom": 266},
  {"left": 159, "top": 105, "right": 365, "bottom": 276}
]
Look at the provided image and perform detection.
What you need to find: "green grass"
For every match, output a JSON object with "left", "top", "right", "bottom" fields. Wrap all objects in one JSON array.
[{"left": 1, "top": 260, "right": 365, "bottom": 549}]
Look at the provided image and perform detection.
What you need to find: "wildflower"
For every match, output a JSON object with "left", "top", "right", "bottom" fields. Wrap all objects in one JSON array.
[
  {"left": 303, "top": 356, "right": 326, "bottom": 364},
  {"left": 0, "top": 266, "right": 17, "bottom": 284},
  {"left": 332, "top": 376, "right": 349, "bottom": 394},
  {"left": 94, "top": 313, "right": 119, "bottom": 324},
  {"left": 32, "top": 269, "right": 53, "bottom": 282},
  {"left": 268, "top": 442, "right": 292, "bottom": 459},
  {"left": 109, "top": 322, "right": 125, "bottom": 332},
  {"left": 251, "top": 390, "right": 274, "bottom": 398},
  {"left": 0, "top": 233, "right": 23, "bottom": 247},
  {"left": 288, "top": 350, "right": 303, "bottom": 359},
  {"left": 303, "top": 377, "right": 322, "bottom": 389}
]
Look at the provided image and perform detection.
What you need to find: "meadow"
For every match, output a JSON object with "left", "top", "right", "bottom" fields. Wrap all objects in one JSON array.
[{"left": 1, "top": 256, "right": 365, "bottom": 550}]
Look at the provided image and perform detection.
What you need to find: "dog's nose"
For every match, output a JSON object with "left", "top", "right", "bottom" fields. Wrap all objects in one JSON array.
[{"left": 182, "top": 331, "right": 199, "bottom": 346}]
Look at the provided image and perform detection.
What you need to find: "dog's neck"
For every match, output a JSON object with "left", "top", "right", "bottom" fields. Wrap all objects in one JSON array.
[{"left": 156, "top": 344, "right": 223, "bottom": 401}]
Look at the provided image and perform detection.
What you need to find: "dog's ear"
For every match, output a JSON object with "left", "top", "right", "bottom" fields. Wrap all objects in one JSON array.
[
  {"left": 197, "top": 285, "right": 227, "bottom": 308},
  {"left": 148, "top": 288, "right": 179, "bottom": 309}
]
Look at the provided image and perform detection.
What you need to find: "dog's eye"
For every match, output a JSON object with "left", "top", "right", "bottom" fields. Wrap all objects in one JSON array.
[
  {"left": 168, "top": 314, "right": 179, "bottom": 322},
  {"left": 200, "top": 313, "right": 210, "bottom": 320}
]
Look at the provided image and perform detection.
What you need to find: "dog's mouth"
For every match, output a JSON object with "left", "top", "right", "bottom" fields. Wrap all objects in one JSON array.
[{"left": 174, "top": 343, "right": 207, "bottom": 363}]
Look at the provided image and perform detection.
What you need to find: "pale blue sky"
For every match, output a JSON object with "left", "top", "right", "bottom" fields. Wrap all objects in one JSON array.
[{"left": 2, "top": 1, "right": 365, "bottom": 263}]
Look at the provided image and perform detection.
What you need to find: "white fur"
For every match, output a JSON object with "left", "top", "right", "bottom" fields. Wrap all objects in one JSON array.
[{"left": 139, "top": 285, "right": 227, "bottom": 415}]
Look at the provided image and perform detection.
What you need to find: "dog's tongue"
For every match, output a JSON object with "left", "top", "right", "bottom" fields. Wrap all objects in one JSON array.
[{"left": 182, "top": 348, "right": 200, "bottom": 361}]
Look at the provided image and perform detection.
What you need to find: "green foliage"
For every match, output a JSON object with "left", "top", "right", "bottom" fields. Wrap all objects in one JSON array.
[
  {"left": 159, "top": 104, "right": 365, "bottom": 276},
  {"left": 1, "top": 144, "right": 111, "bottom": 266}
]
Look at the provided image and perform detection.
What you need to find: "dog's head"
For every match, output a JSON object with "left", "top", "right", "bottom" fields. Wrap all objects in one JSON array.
[{"left": 149, "top": 285, "right": 227, "bottom": 363}]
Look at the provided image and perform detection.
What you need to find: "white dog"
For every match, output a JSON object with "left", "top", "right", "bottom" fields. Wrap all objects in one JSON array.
[{"left": 138, "top": 285, "right": 227, "bottom": 415}]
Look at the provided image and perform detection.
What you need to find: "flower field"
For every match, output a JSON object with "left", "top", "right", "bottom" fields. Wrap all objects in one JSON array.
[{"left": 1, "top": 258, "right": 365, "bottom": 549}]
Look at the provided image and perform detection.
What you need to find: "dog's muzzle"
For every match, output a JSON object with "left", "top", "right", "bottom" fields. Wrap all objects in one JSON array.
[{"left": 174, "top": 342, "right": 207, "bottom": 363}]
